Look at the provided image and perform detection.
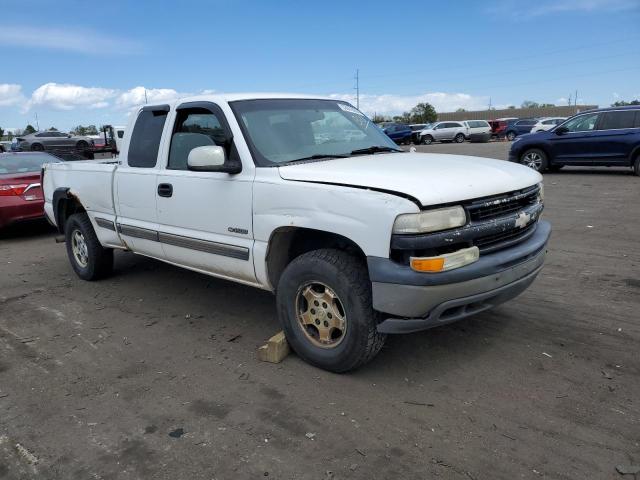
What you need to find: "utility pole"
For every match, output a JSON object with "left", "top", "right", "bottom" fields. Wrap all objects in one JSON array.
[
  {"left": 354, "top": 69, "right": 360, "bottom": 109},
  {"left": 574, "top": 89, "right": 578, "bottom": 106},
  {"left": 35, "top": 112, "right": 40, "bottom": 131},
  {"left": 144, "top": 89, "right": 148, "bottom": 105},
  {"left": 488, "top": 97, "right": 492, "bottom": 110}
]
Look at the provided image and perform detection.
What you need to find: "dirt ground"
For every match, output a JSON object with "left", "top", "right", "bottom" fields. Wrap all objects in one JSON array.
[{"left": 1, "top": 142, "right": 639, "bottom": 479}]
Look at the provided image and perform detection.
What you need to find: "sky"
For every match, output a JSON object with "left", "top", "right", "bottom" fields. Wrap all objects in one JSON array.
[{"left": 0, "top": 0, "right": 639, "bottom": 132}]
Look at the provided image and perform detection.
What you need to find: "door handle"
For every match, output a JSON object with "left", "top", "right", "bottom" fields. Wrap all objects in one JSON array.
[{"left": 157, "top": 183, "right": 173, "bottom": 198}]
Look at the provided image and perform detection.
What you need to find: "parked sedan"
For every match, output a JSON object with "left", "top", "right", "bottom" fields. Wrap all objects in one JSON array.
[
  {"left": 15, "top": 131, "right": 94, "bottom": 153},
  {"left": 0, "top": 152, "right": 61, "bottom": 228},
  {"left": 380, "top": 123, "right": 413, "bottom": 144},
  {"left": 531, "top": 117, "right": 566, "bottom": 133},
  {"left": 418, "top": 121, "right": 467, "bottom": 144},
  {"left": 508, "top": 106, "right": 640, "bottom": 174}
]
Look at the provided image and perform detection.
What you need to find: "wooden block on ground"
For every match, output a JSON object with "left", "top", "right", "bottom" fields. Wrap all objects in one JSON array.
[{"left": 258, "top": 331, "right": 290, "bottom": 364}]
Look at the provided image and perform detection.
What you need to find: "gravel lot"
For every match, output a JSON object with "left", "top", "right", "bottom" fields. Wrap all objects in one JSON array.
[{"left": 1, "top": 142, "right": 639, "bottom": 479}]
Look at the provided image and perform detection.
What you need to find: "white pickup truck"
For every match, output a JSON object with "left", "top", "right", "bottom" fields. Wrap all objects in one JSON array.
[{"left": 43, "top": 94, "right": 550, "bottom": 372}]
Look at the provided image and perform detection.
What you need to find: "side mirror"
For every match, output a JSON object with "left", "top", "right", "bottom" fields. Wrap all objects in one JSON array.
[
  {"left": 67, "top": 134, "right": 72, "bottom": 138},
  {"left": 555, "top": 126, "right": 569, "bottom": 135},
  {"left": 187, "top": 145, "right": 241, "bottom": 174}
]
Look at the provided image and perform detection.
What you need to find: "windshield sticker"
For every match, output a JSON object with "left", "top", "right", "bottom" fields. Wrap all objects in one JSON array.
[{"left": 338, "top": 103, "right": 366, "bottom": 117}]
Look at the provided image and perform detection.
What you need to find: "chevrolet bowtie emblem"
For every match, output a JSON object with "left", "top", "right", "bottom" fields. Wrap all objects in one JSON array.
[{"left": 515, "top": 211, "right": 531, "bottom": 229}]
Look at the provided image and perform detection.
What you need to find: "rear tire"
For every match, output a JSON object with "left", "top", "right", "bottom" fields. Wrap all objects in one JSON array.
[
  {"left": 65, "top": 213, "right": 113, "bottom": 280},
  {"left": 506, "top": 131, "right": 516, "bottom": 141},
  {"left": 454, "top": 133, "right": 465, "bottom": 143},
  {"left": 520, "top": 148, "right": 548, "bottom": 172},
  {"left": 634, "top": 154, "right": 640, "bottom": 176},
  {"left": 31, "top": 143, "right": 44, "bottom": 151},
  {"left": 276, "top": 249, "right": 386, "bottom": 373},
  {"left": 76, "top": 140, "right": 89, "bottom": 152}
]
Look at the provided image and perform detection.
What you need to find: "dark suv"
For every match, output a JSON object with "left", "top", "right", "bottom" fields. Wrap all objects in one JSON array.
[
  {"left": 379, "top": 123, "right": 413, "bottom": 145},
  {"left": 504, "top": 119, "right": 537, "bottom": 141},
  {"left": 509, "top": 106, "right": 640, "bottom": 175}
]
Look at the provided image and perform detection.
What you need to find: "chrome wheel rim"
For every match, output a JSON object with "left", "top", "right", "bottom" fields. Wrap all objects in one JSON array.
[
  {"left": 522, "top": 151, "right": 543, "bottom": 170},
  {"left": 295, "top": 282, "right": 347, "bottom": 349},
  {"left": 71, "top": 230, "right": 89, "bottom": 267}
]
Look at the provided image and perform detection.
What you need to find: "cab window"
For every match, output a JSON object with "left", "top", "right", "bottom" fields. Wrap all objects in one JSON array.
[
  {"left": 168, "top": 107, "right": 231, "bottom": 170},
  {"left": 562, "top": 113, "right": 599, "bottom": 132}
]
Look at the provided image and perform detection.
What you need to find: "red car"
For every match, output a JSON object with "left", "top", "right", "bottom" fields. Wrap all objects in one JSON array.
[
  {"left": 488, "top": 120, "right": 508, "bottom": 138},
  {"left": 0, "top": 152, "right": 61, "bottom": 229}
]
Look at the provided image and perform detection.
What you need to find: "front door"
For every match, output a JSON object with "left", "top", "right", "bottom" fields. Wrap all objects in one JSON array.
[
  {"left": 155, "top": 101, "right": 256, "bottom": 284},
  {"left": 549, "top": 112, "right": 601, "bottom": 165}
]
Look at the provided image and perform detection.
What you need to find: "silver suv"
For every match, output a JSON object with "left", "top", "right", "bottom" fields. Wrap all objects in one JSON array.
[{"left": 419, "top": 121, "right": 467, "bottom": 144}]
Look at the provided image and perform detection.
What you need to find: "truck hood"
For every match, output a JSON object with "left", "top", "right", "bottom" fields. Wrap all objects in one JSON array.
[{"left": 278, "top": 152, "right": 542, "bottom": 206}]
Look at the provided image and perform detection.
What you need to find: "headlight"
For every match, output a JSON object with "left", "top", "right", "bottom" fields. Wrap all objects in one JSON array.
[{"left": 393, "top": 205, "right": 467, "bottom": 234}]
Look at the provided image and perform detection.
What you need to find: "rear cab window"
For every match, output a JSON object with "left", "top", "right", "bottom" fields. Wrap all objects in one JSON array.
[
  {"left": 128, "top": 106, "right": 169, "bottom": 168},
  {"left": 598, "top": 110, "right": 637, "bottom": 130}
]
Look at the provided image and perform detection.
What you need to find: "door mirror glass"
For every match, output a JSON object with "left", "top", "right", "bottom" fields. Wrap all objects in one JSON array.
[
  {"left": 555, "top": 126, "right": 569, "bottom": 135},
  {"left": 187, "top": 145, "right": 226, "bottom": 171}
]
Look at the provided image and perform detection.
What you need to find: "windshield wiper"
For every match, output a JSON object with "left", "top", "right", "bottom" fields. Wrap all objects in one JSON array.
[
  {"left": 349, "top": 146, "right": 403, "bottom": 155},
  {"left": 281, "top": 154, "right": 349, "bottom": 165}
]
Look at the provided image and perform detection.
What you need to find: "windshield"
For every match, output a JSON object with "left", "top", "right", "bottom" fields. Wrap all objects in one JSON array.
[
  {"left": 0, "top": 153, "right": 59, "bottom": 175},
  {"left": 230, "top": 99, "right": 400, "bottom": 166}
]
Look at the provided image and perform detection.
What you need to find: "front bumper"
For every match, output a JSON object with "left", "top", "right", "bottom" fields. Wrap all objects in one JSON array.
[{"left": 369, "top": 220, "right": 551, "bottom": 333}]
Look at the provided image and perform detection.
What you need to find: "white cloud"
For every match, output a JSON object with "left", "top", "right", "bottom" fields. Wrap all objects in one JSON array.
[
  {"left": 490, "top": 0, "right": 638, "bottom": 18},
  {"left": 328, "top": 92, "right": 489, "bottom": 115},
  {"left": 25, "top": 83, "right": 117, "bottom": 111},
  {"left": 0, "top": 26, "right": 143, "bottom": 55},
  {"left": 0, "top": 84, "right": 25, "bottom": 107},
  {"left": 115, "top": 87, "right": 189, "bottom": 109}
]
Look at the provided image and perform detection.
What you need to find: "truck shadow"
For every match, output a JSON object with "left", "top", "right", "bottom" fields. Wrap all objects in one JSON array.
[{"left": 110, "top": 250, "right": 508, "bottom": 376}]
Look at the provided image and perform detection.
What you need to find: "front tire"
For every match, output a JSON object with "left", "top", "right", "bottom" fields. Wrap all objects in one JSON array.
[
  {"left": 421, "top": 135, "right": 433, "bottom": 145},
  {"left": 506, "top": 131, "right": 516, "bottom": 141},
  {"left": 76, "top": 140, "right": 89, "bottom": 152},
  {"left": 276, "top": 249, "right": 386, "bottom": 372},
  {"left": 65, "top": 213, "right": 113, "bottom": 280},
  {"left": 31, "top": 143, "right": 44, "bottom": 151},
  {"left": 520, "top": 148, "right": 548, "bottom": 172}
]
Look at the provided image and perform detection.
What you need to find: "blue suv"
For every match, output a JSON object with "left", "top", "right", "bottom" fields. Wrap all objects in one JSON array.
[
  {"left": 509, "top": 106, "right": 640, "bottom": 175},
  {"left": 505, "top": 118, "right": 537, "bottom": 141},
  {"left": 379, "top": 123, "right": 413, "bottom": 145}
]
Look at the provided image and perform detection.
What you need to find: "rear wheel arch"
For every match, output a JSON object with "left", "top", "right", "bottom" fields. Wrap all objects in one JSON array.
[
  {"left": 53, "top": 188, "right": 86, "bottom": 234},
  {"left": 265, "top": 227, "right": 368, "bottom": 290}
]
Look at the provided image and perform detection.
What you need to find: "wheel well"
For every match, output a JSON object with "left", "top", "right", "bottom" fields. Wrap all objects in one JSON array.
[
  {"left": 53, "top": 190, "right": 86, "bottom": 234},
  {"left": 266, "top": 227, "right": 367, "bottom": 289}
]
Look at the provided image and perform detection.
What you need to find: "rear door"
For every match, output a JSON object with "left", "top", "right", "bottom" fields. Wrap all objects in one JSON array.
[
  {"left": 588, "top": 110, "right": 638, "bottom": 165},
  {"left": 113, "top": 105, "right": 170, "bottom": 258},
  {"left": 549, "top": 113, "right": 600, "bottom": 165},
  {"left": 154, "top": 101, "right": 256, "bottom": 283}
]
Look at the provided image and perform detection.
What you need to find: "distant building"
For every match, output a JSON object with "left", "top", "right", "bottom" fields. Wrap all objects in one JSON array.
[{"left": 437, "top": 105, "right": 599, "bottom": 121}]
